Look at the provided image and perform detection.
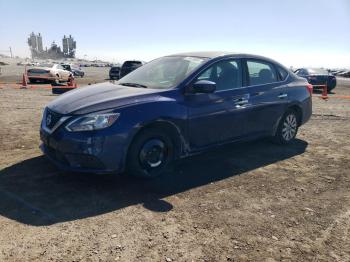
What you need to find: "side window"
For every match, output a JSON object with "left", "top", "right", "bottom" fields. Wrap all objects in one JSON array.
[
  {"left": 195, "top": 60, "right": 242, "bottom": 91},
  {"left": 56, "top": 64, "right": 63, "bottom": 70},
  {"left": 277, "top": 66, "right": 288, "bottom": 81},
  {"left": 247, "top": 60, "right": 277, "bottom": 85}
]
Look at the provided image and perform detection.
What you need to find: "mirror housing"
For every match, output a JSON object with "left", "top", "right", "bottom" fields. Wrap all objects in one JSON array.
[{"left": 192, "top": 80, "right": 216, "bottom": 93}]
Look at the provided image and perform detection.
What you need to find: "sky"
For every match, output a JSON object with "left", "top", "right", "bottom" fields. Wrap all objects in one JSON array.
[{"left": 0, "top": 0, "right": 349, "bottom": 68}]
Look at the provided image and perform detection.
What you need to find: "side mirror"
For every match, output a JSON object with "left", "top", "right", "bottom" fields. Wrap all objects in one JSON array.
[{"left": 192, "top": 80, "right": 216, "bottom": 93}]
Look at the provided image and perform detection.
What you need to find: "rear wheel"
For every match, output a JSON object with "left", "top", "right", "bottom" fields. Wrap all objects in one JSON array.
[
  {"left": 273, "top": 109, "right": 299, "bottom": 144},
  {"left": 126, "top": 128, "right": 175, "bottom": 178}
]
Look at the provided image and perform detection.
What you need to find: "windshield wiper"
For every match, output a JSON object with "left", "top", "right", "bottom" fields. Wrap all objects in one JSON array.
[{"left": 119, "top": 83, "right": 148, "bottom": 88}]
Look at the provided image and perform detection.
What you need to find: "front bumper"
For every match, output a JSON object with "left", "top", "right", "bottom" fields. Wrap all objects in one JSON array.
[{"left": 40, "top": 125, "right": 129, "bottom": 174}]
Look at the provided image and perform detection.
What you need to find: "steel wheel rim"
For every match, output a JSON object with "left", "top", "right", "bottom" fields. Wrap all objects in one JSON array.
[
  {"left": 139, "top": 139, "right": 167, "bottom": 169},
  {"left": 282, "top": 114, "right": 297, "bottom": 141}
]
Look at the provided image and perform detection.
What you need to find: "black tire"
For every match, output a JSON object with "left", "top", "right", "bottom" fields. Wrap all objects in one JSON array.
[
  {"left": 272, "top": 109, "right": 299, "bottom": 145},
  {"left": 126, "top": 128, "right": 175, "bottom": 178},
  {"left": 327, "top": 82, "right": 336, "bottom": 93},
  {"left": 51, "top": 79, "right": 60, "bottom": 86}
]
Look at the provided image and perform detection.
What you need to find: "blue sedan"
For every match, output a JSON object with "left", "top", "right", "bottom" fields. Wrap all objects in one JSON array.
[
  {"left": 40, "top": 52, "right": 312, "bottom": 178},
  {"left": 294, "top": 68, "right": 336, "bottom": 92}
]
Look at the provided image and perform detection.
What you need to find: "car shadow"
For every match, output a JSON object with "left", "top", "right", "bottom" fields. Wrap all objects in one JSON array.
[{"left": 0, "top": 139, "right": 307, "bottom": 226}]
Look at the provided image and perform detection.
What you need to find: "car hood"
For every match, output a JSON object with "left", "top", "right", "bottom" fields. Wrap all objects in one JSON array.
[{"left": 47, "top": 82, "right": 167, "bottom": 115}]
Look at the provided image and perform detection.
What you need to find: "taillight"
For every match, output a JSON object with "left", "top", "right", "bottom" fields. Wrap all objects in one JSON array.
[{"left": 306, "top": 84, "right": 313, "bottom": 96}]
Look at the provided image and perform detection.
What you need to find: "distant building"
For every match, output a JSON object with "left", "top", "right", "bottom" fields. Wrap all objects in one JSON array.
[
  {"left": 62, "top": 35, "right": 76, "bottom": 57},
  {"left": 37, "top": 33, "right": 43, "bottom": 52},
  {"left": 28, "top": 32, "right": 43, "bottom": 54},
  {"left": 27, "top": 32, "right": 76, "bottom": 59}
]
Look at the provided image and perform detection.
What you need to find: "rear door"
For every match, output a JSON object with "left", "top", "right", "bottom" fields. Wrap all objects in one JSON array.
[{"left": 242, "top": 59, "right": 289, "bottom": 135}]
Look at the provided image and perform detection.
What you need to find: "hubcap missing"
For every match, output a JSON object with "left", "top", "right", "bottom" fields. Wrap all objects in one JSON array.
[{"left": 139, "top": 139, "right": 167, "bottom": 169}]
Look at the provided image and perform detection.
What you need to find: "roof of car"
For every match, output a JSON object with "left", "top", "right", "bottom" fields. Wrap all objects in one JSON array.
[
  {"left": 169, "top": 51, "right": 235, "bottom": 58},
  {"left": 168, "top": 51, "right": 275, "bottom": 61}
]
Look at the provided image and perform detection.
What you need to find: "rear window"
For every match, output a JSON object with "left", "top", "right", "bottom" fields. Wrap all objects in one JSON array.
[{"left": 123, "top": 61, "right": 142, "bottom": 67}]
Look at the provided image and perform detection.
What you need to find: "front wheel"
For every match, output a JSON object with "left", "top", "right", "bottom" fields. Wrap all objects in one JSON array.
[
  {"left": 273, "top": 109, "right": 299, "bottom": 144},
  {"left": 126, "top": 128, "right": 175, "bottom": 178}
]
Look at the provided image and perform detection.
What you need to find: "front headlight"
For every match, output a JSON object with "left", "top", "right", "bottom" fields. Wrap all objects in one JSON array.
[{"left": 65, "top": 113, "right": 120, "bottom": 132}]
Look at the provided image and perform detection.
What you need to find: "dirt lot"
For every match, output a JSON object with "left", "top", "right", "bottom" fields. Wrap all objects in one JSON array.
[{"left": 0, "top": 75, "right": 349, "bottom": 261}]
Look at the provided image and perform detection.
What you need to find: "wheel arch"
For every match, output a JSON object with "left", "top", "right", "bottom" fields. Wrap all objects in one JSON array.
[
  {"left": 272, "top": 103, "right": 303, "bottom": 136},
  {"left": 125, "top": 119, "right": 187, "bottom": 165},
  {"left": 288, "top": 104, "right": 303, "bottom": 126}
]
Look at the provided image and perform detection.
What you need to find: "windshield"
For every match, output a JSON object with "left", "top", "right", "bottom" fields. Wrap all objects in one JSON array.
[{"left": 118, "top": 56, "right": 208, "bottom": 89}]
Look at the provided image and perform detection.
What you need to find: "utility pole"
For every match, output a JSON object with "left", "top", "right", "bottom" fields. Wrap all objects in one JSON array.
[{"left": 9, "top": 47, "right": 13, "bottom": 58}]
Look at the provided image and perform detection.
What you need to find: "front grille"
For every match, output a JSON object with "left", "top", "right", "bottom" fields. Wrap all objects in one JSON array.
[{"left": 46, "top": 108, "right": 62, "bottom": 129}]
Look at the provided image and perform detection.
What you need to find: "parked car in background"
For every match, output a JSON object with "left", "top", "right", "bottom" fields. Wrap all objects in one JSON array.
[
  {"left": 338, "top": 70, "right": 350, "bottom": 78},
  {"left": 119, "top": 60, "right": 145, "bottom": 78},
  {"left": 331, "top": 70, "right": 345, "bottom": 76},
  {"left": 40, "top": 52, "right": 312, "bottom": 178},
  {"left": 17, "top": 61, "right": 39, "bottom": 66},
  {"left": 62, "top": 64, "right": 85, "bottom": 78},
  {"left": 109, "top": 66, "right": 121, "bottom": 80},
  {"left": 294, "top": 68, "right": 336, "bottom": 92},
  {"left": 27, "top": 63, "right": 72, "bottom": 84}
]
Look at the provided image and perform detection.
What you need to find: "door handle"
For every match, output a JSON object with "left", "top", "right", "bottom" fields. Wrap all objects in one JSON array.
[
  {"left": 233, "top": 98, "right": 249, "bottom": 108},
  {"left": 278, "top": 93, "right": 288, "bottom": 99},
  {"left": 232, "top": 98, "right": 248, "bottom": 104},
  {"left": 236, "top": 99, "right": 249, "bottom": 105}
]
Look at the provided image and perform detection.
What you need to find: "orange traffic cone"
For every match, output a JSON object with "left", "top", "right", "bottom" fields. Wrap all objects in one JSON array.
[
  {"left": 21, "top": 73, "right": 28, "bottom": 89},
  {"left": 67, "top": 75, "right": 73, "bottom": 87},
  {"left": 321, "top": 85, "right": 328, "bottom": 100}
]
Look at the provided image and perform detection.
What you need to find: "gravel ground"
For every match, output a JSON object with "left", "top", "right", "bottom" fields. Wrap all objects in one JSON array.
[{"left": 0, "top": 75, "right": 349, "bottom": 261}]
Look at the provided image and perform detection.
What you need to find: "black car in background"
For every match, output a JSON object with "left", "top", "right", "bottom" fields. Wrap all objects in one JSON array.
[
  {"left": 62, "top": 64, "right": 85, "bottom": 78},
  {"left": 109, "top": 66, "right": 121, "bottom": 80},
  {"left": 119, "top": 60, "right": 145, "bottom": 78},
  {"left": 338, "top": 70, "right": 350, "bottom": 77},
  {"left": 294, "top": 68, "right": 336, "bottom": 92}
]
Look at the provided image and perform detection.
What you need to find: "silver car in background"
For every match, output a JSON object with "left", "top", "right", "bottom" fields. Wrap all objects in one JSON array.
[{"left": 27, "top": 64, "right": 72, "bottom": 84}]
